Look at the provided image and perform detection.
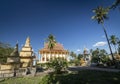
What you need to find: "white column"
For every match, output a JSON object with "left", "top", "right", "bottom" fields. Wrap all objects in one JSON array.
[
  {"left": 40, "top": 53, "right": 42, "bottom": 62},
  {"left": 56, "top": 52, "right": 58, "bottom": 58},
  {"left": 58, "top": 52, "right": 60, "bottom": 58},
  {"left": 61, "top": 52, "right": 64, "bottom": 58},
  {"left": 45, "top": 53, "right": 46, "bottom": 62},
  {"left": 52, "top": 52, "right": 54, "bottom": 60},
  {"left": 49, "top": 53, "right": 50, "bottom": 61}
]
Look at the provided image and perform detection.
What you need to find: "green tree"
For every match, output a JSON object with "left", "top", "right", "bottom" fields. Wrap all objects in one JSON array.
[
  {"left": 91, "top": 48, "right": 100, "bottom": 63},
  {"left": 46, "top": 34, "right": 68, "bottom": 73},
  {"left": 50, "top": 58, "right": 68, "bottom": 74},
  {"left": 46, "top": 34, "right": 56, "bottom": 61},
  {"left": 0, "top": 42, "right": 13, "bottom": 63},
  {"left": 69, "top": 51, "right": 82, "bottom": 66},
  {"left": 77, "top": 54, "right": 83, "bottom": 60},
  {"left": 117, "top": 40, "right": 120, "bottom": 55},
  {"left": 92, "top": 6, "right": 115, "bottom": 60},
  {"left": 46, "top": 34, "right": 56, "bottom": 50},
  {"left": 70, "top": 51, "right": 77, "bottom": 59},
  {"left": 91, "top": 48, "right": 109, "bottom": 64},
  {"left": 110, "top": 0, "right": 120, "bottom": 9},
  {"left": 109, "top": 35, "right": 119, "bottom": 54}
]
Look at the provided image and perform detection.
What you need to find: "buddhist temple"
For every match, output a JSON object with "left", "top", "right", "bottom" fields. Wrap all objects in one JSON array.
[
  {"left": 20, "top": 37, "right": 35, "bottom": 68},
  {"left": 39, "top": 42, "right": 69, "bottom": 63}
]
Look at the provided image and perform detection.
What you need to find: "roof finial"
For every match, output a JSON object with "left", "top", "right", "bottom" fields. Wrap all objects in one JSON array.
[
  {"left": 10, "top": 43, "right": 19, "bottom": 56},
  {"left": 25, "top": 36, "right": 31, "bottom": 47}
]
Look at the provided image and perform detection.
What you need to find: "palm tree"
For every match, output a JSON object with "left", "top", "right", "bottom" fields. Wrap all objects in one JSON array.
[
  {"left": 109, "top": 35, "right": 119, "bottom": 54},
  {"left": 110, "top": 0, "right": 120, "bottom": 9},
  {"left": 46, "top": 34, "right": 56, "bottom": 50},
  {"left": 46, "top": 34, "right": 56, "bottom": 61},
  {"left": 92, "top": 6, "right": 115, "bottom": 60},
  {"left": 70, "top": 51, "right": 77, "bottom": 59},
  {"left": 117, "top": 40, "right": 120, "bottom": 55}
]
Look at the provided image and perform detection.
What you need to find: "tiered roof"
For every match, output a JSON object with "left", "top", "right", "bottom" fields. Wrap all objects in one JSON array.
[{"left": 40, "top": 43, "right": 68, "bottom": 52}]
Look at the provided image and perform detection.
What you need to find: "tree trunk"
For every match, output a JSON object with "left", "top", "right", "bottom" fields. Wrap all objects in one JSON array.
[
  {"left": 114, "top": 45, "right": 118, "bottom": 54},
  {"left": 101, "top": 23, "right": 115, "bottom": 60}
]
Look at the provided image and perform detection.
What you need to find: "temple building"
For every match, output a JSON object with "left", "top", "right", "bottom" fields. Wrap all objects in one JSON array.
[
  {"left": 38, "top": 42, "right": 69, "bottom": 63},
  {"left": 20, "top": 37, "right": 35, "bottom": 68}
]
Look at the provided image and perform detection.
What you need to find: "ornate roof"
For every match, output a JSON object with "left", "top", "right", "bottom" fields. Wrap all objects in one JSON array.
[{"left": 40, "top": 43, "right": 68, "bottom": 52}]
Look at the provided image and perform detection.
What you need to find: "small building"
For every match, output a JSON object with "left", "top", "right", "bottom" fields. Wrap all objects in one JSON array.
[
  {"left": 80, "top": 48, "right": 91, "bottom": 66},
  {"left": 0, "top": 43, "right": 21, "bottom": 77},
  {"left": 38, "top": 42, "right": 69, "bottom": 63},
  {"left": 20, "top": 37, "right": 35, "bottom": 68}
]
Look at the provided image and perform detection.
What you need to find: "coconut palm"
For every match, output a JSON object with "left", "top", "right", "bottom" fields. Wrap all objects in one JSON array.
[
  {"left": 117, "top": 40, "right": 120, "bottom": 55},
  {"left": 110, "top": 0, "right": 120, "bottom": 9},
  {"left": 109, "top": 35, "right": 119, "bottom": 54},
  {"left": 46, "top": 34, "right": 56, "bottom": 50},
  {"left": 70, "top": 51, "right": 77, "bottom": 59},
  {"left": 92, "top": 6, "right": 115, "bottom": 60}
]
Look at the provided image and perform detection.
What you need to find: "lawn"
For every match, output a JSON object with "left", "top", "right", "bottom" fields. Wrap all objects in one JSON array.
[{"left": 0, "top": 70, "right": 120, "bottom": 84}]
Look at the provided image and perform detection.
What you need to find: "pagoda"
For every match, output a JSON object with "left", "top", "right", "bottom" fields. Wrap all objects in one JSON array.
[
  {"left": 7, "top": 43, "right": 20, "bottom": 69},
  {"left": 20, "top": 37, "right": 35, "bottom": 68},
  {"left": 39, "top": 42, "right": 69, "bottom": 63},
  {"left": 81, "top": 48, "right": 91, "bottom": 66}
]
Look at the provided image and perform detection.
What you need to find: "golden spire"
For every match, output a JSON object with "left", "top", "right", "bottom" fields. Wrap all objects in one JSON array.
[
  {"left": 25, "top": 36, "right": 31, "bottom": 47},
  {"left": 83, "top": 46, "right": 88, "bottom": 55}
]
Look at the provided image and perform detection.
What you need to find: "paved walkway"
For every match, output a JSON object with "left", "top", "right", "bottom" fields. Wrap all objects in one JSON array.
[
  {"left": 68, "top": 66, "right": 120, "bottom": 72},
  {"left": 35, "top": 70, "right": 53, "bottom": 76}
]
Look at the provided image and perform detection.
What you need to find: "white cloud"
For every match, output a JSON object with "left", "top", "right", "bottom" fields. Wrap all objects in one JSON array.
[
  {"left": 76, "top": 49, "right": 80, "bottom": 52},
  {"left": 93, "top": 41, "right": 107, "bottom": 47}
]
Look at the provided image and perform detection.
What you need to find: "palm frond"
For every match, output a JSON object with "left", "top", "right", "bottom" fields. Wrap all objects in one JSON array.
[{"left": 92, "top": 6, "right": 109, "bottom": 24}]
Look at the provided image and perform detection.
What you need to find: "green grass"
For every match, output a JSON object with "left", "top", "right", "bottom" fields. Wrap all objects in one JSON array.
[
  {"left": 0, "top": 70, "right": 120, "bottom": 84},
  {"left": 0, "top": 76, "right": 43, "bottom": 84}
]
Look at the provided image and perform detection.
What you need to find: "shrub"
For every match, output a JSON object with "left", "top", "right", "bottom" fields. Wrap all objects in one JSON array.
[{"left": 49, "top": 58, "right": 68, "bottom": 74}]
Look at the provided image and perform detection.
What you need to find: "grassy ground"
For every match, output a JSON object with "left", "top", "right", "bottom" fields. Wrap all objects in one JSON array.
[{"left": 0, "top": 70, "right": 120, "bottom": 84}]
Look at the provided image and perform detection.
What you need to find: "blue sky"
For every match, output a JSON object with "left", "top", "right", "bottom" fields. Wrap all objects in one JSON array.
[{"left": 0, "top": 0, "right": 120, "bottom": 54}]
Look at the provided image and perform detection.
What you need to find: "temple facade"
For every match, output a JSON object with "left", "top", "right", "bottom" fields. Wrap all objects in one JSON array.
[
  {"left": 38, "top": 42, "right": 69, "bottom": 63},
  {"left": 20, "top": 37, "right": 35, "bottom": 68}
]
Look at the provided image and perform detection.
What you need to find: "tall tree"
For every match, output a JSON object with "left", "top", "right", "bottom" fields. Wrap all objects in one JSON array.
[
  {"left": 70, "top": 51, "right": 77, "bottom": 59},
  {"left": 91, "top": 48, "right": 100, "bottom": 63},
  {"left": 77, "top": 54, "right": 83, "bottom": 60},
  {"left": 91, "top": 48, "right": 109, "bottom": 64},
  {"left": 92, "top": 6, "right": 115, "bottom": 61},
  {"left": 117, "top": 40, "right": 120, "bottom": 55},
  {"left": 110, "top": 0, "right": 120, "bottom": 10},
  {"left": 109, "top": 35, "right": 119, "bottom": 54},
  {"left": 46, "top": 34, "right": 56, "bottom": 50}
]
